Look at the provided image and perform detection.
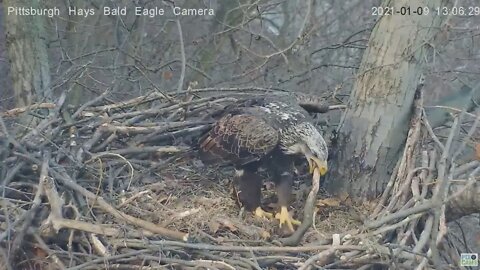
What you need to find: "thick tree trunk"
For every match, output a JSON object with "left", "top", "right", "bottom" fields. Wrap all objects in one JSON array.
[
  {"left": 325, "top": 0, "right": 448, "bottom": 199},
  {"left": 4, "top": 0, "right": 52, "bottom": 107}
]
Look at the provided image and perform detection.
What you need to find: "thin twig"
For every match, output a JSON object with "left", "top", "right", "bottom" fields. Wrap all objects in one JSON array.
[
  {"left": 8, "top": 154, "right": 47, "bottom": 264},
  {"left": 1, "top": 103, "right": 56, "bottom": 117},
  {"left": 430, "top": 113, "right": 462, "bottom": 266},
  {"left": 51, "top": 168, "right": 189, "bottom": 241},
  {"left": 176, "top": 19, "right": 186, "bottom": 93}
]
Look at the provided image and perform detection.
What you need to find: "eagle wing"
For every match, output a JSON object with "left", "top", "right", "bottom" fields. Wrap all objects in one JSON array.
[{"left": 199, "top": 114, "right": 279, "bottom": 166}]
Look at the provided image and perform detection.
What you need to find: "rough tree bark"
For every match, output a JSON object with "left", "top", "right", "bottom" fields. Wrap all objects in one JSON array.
[
  {"left": 4, "top": 0, "right": 52, "bottom": 107},
  {"left": 325, "top": 0, "right": 448, "bottom": 199}
]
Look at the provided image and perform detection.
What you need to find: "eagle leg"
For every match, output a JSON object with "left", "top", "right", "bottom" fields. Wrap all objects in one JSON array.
[
  {"left": 274, "top": 172, "right": 301, "bottom": 232},
  {"left": 234, "top": 168, "right": 273, "bottom": 219}
]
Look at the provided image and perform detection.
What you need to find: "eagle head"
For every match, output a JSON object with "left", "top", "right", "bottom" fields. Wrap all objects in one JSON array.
[{"left": 284, "top": 122, "right": 328, "bottom": 176}]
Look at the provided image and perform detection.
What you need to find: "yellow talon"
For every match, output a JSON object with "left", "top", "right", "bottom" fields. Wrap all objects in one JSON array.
[
  {"left": 255, "top": 207, "right": 273, "bottom": 219},
  {"left": 275, "top": 206, "right": 301, "bottom": 232}
]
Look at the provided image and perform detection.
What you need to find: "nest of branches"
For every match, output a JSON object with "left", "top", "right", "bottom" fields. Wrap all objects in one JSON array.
[{"left": 0, "top": 87, "right": 478, "bottom": 269}]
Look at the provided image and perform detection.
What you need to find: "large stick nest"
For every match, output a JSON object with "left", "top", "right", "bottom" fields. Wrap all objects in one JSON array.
[{"left": 0, "top": 87, "right": 478, "bottom": 269}]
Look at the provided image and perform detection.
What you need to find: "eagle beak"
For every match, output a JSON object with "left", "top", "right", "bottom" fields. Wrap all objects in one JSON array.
[{"left": 308, "top": 157, "right": 328, "bottom": 176}]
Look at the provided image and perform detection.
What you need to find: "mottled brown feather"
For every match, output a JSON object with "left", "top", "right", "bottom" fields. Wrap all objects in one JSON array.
[{"left": 199, "top": 114, "right": 279, "bottom": 165}]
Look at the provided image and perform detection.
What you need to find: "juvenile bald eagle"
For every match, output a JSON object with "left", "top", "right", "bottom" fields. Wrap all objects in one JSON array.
[{"left": 198, "top": 95, "right": 328, "bottom": 231}]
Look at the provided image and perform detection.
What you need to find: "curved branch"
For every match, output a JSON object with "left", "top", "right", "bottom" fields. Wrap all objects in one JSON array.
[{"left": 279, "top": 168, "right": 321, "bottom": 246}]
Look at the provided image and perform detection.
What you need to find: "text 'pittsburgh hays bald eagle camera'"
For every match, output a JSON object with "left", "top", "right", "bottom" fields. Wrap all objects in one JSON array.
[{"left": 198, "top": 95, "right": 329, "bottom": 232}]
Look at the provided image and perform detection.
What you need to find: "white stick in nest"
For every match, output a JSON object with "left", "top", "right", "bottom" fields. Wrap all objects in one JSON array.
[{"left": 279, "top": 167, "right": 321, "bottom": 246}]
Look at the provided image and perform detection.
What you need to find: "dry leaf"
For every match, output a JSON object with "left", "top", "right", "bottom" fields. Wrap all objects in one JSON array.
[
  {"left": 260, "top": 230, "right": 271, "bottom": 239},
  {"left": 316, "top": 198, "right": 341, "bottom": 207},
  {"left": 361, "top": 200, "right": 378, "bottom": 211},
  {"left": 475, "top": 143, "right": 480, "bottom": 160},
  {"left": 217, "top": 218, "right": 238, "bottom": 232},
  {"left": 208, "top": 220, "right": 220, "bottom": 234},
  {"left": 33, "top": 246, "right": 48, "bottom": 258},
  {"left": 175, "top": 208, "right": 200, "bottom": 219},
  {"left": 163, "top": 71, "right": 173, "bottom": 80}
]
